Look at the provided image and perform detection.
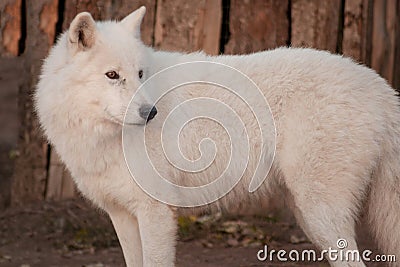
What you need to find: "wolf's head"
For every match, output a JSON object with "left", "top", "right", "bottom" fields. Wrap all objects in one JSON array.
[{"left": 35, "top": 7, "right": 156, "bottom": 143}]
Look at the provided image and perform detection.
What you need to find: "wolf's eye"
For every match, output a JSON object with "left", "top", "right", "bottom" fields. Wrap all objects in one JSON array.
[
  {"left": 138, "top": 70, "right": 143, "bottom": 79},
  {"left": 105, "top": 71, "right": 119, "bottom": 80}
]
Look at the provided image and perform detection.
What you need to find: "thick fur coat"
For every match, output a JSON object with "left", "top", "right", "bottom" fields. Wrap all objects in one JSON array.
[{"left": 35, "top": 7, "right": 400, "bottom": 267}]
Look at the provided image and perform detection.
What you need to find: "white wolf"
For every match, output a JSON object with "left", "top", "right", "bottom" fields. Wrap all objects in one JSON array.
[{"left": 35, "top": 7, "right": 400, "bottom": 267}]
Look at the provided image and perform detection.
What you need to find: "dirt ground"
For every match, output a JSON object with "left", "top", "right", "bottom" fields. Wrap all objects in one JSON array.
[{"left": 0, "top": 198, "right": 385, "bottom": 267}]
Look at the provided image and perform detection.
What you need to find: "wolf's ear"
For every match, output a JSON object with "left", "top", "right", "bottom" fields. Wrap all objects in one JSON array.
[
  {"left": 120, "top": 6, "right": 146, "bottom": 38},
  {"left": 68, "top": 12, "right": 96, "bottom": 51}
]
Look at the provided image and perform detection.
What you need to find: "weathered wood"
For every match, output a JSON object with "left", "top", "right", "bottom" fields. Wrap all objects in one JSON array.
[
  {"left": 370, "top": 0, "right": 398, "bottom": 87},
  {"left": 225, "top": 0, "right": 289, "bottom": 54},
  {"left": 46, "top": 151, "right": 76, "bottom": 200},
  {"left": 194, "top": 0, "right": 221, "bottom": 55},
  {"left": 61, "top": 171, "right": 76, "bottom": 199},
  {"left": 11, "top": 0, "right": 59, "bottom": 205},
  {"left": 0, "top": 0, "right": 21, "bottom": 57},
  {"left": 291, "top": 0, "right": 342, "bottom": 52},
  {"left": 39, "top": 0, "right": 58, "bottom": 47},
  {"left": 0, "top": 57, "right": 23, "bottom": 209},
  {"left": 342, "top": 0, "right": 372, "bottom": 63},
  {"left": 46, "top": 151, "right": 64, "bottom": 200},
  {"left": 154, "top": 0, "right": 222, "bottom": 54},
  {"left": 62, "top": 0, "right": 156, "bottom": 46},
  {"left": 63, "top": 0, "right": 112, "bottom": 25},
  {"left": 103, "top": 0, "right": 157, "bottom": 46}
]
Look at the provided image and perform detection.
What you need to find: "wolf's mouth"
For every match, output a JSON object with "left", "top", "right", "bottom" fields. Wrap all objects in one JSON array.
[{"left": 105, "top": 110, "right": 146, "bottom": 126}]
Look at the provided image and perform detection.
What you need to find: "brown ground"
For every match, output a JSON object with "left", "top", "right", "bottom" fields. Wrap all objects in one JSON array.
[{"left": 0, "top": 198, "right": 385, "bottom": 267}]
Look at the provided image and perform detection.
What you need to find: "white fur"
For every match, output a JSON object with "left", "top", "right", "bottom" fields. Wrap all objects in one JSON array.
[{"left": 35, "top": 7, "right": 400, "bottom": 267}]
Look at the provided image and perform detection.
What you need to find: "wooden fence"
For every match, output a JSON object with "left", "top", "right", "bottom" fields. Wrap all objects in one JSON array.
[{"left": 0, "top": 0, "right": 399, "bottom": 207}]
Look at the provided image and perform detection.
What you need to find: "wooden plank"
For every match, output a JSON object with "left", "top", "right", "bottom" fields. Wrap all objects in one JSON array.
[
  {"left": 154, "top": 0, "right": 222, "bottom": 55},
  {"left": 371, "top": 0, "right": 398, "bottom": 87},
  {"left": 62, "top": 0, "right": 156, "bottom": 46},
  {"left": 61, "top": 171, "right": 76, "bottom": 199},
  {"left": 103, "top": 0, "right": 156, "bottom": 46},
  {"left": 342, "top": 0, "right": 372, "bottom": 63},
  {"left": 291, "top": 0, "right": 342, "bottom": 52},
  {"left": 45, "top": 151, "right": 64, "bottom": 200},
  {"left": 39, "top": 0, "right": 58, "bottom": 47},
  {"left": 361, "top": 0, "right": 374, "bottom": 66},
  {"left": 0, "top": 0, "right": 22, "bottom": 57},
  {"left": 225, "top": 0, "right": 289, "bottom": 54},
  {"left": 63, "top": 0, "right": 112, "bottom": 25},
  {"left": 11, "top": 0, "right": 59, "bottom": 205},
  {"left": 195, "top": 0, "right": 221, "bottom": 55},
  {"left": 0, "top": 57, "right": 23, "bottom": 209},
  {"left": 46, "top": 150, "right": 76, "bottom": 200},
  {"left": 385, "top": 0, "right": 397, "bottom": 87}
]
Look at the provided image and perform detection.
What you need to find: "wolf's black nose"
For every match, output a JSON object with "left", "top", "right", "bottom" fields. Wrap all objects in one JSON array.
[
  {"left": 147, "top": 106, "right": 157, "bottom": 121},
  {"left": 139, "top": 105, "right": 157, "bottom": 122}
]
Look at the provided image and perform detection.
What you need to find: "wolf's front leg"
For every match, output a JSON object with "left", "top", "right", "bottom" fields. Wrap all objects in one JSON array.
[
  {"left": 137, "top": 202, "right": 177, "bottom": 267},
  {"left": 107, "top": 205, "right": 143, "bottom": 267}
]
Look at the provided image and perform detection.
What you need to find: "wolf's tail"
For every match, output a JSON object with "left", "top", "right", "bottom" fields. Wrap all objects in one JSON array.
[{"left": 367, "top": 115, "right": 400, "bottom": 265}]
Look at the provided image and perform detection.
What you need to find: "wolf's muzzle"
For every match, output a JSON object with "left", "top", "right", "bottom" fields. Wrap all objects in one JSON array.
[{"left": 139, "top": 105, "right": 157, "bottom": 122}]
